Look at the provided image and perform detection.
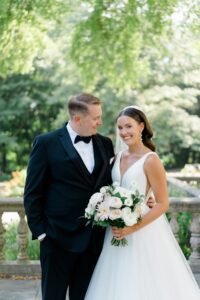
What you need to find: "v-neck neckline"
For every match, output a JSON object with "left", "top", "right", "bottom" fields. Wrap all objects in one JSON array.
[{"left": 118, "top": 151, "right": 153, "bottom": 182}]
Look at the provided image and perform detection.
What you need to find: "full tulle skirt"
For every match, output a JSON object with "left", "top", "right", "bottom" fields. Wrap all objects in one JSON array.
[{"left": 85, "top": 215, "right": 200, "bottom": 300}]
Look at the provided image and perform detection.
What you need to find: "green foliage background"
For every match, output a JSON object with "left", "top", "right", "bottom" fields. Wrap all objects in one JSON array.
[{"left": 0, "top": 0, "right": 199, "bottom": 176}]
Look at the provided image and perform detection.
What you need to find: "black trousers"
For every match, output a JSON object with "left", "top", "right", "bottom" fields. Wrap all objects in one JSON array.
[{"left": 40, "top": 237, "right": 99, "bottom": 300}]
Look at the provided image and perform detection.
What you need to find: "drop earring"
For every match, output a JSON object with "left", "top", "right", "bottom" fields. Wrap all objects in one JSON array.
[{"left": 140, "top": 132, "right": 143, "bottom": 142}]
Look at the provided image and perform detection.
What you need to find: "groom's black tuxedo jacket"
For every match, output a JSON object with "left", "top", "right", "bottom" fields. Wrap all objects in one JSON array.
[{"left": 24, "top": 124, "right": 114, "bottom": 253}]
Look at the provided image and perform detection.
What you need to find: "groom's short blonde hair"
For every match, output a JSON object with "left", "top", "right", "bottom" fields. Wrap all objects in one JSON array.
[{"left": 68, "top": 93, "right": 101, "bottom": 117}]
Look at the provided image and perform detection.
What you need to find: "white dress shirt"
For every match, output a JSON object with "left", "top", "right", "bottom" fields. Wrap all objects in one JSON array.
[{"left": 66, "top": 122, "right": 95, "bottom": 173}]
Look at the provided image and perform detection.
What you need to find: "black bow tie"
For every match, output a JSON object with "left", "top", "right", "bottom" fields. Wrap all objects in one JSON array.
[{"left": 74, "top": 135, "right": 92, "bottom": 144}]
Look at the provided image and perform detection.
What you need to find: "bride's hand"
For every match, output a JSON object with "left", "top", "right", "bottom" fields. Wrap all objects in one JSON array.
[{"left": 112, "top": 225, "right": 138, "bottom": 240}]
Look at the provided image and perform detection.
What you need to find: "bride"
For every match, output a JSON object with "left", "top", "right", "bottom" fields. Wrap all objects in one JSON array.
[{"left": 85, "top": 106, "right": 200, "bottom": 300}]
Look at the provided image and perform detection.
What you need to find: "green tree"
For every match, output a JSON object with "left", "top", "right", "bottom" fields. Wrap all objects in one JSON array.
[
  {"left": 0, "top": 0, "right": 70, "bottom": 76},
  {"left": 134, "top": 25, "right": 200, "bottom": 167},
  {"left": 71, "top": 0, "right": 179, "bottom": 90},
  {"left": 0, "top": 71, "right": 62, "bottom": 174}
]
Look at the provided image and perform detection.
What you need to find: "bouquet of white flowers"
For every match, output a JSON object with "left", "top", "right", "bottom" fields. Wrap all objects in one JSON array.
[{"left": 85, "top": 182, "right": 145, "bottom": 246}]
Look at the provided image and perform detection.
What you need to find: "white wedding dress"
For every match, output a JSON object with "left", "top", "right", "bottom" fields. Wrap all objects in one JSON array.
[{"left": 85, "top": 152, "right": 200, "bottom": 300}]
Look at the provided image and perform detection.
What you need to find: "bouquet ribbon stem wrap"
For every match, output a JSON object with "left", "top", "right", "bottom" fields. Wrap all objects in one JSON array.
[{"left": 111, "top": 236, "right": 128, "bottom": 247}]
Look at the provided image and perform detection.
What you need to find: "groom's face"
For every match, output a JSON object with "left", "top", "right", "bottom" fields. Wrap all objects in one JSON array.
[{"left": 78, "top": 104, "right": 102, "bottom": 136}]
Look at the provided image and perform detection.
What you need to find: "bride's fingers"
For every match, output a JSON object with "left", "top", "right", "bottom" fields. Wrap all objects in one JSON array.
[
  {"left": 112, "top": 226, "right": 118, "bottom": 230},
  {"left": 112, "top": 229, "right": 120, "bottom": 236},
  {"left": 112, "top": 228, "right": 119, "bottom": 233},
  {"left": 112, "top": 229, "right": 122, "bottom": 235},
  {"left": 112, "top": 229, "right": 123, "bottom": 238},
  {"left": 112, "top": 227, "right": 124, "bottom": 239}
]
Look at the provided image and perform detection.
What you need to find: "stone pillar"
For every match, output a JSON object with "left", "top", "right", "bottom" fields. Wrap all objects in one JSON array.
[
  {"left": 17, "top": 210, "right": 28, "bottom": 261},
  {"left": 189, "top": 212, "right": 200, "bottom": 264},
  {"left": 170, "top": 212, "right": 179, "bottom": 242},
  {"left": 0, "top": 212, "right": 5, "bottom": 262}
]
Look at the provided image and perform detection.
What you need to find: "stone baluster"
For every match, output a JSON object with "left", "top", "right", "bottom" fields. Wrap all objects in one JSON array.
[
  {"left": 17, "top": 210, "right": 28, "bottom": 261},
  {"left": 170, "top": 211, "right": 179, "bottom": 241},
  {"left": 0, "top": 211, "right": 5, "bottom": 262},
  {"left": 189, "top": 212, "right": 200, "bottom": 265}
]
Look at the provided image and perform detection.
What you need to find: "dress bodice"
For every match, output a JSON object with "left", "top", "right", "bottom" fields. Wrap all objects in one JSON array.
[{"left": 112, "top": 151, "right": 157, "bottom": 199}]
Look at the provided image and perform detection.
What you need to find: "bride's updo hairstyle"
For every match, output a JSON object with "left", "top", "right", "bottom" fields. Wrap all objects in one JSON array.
[{"left": 117, "top": 106, "right": 156, "bottom": 152}]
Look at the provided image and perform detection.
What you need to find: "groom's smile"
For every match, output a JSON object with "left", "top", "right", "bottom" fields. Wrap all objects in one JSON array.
[{"left": 77, "top": 104, "right": 102, "bottom": 136}]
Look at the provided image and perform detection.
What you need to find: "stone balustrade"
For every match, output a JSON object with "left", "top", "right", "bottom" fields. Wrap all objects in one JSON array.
[
  {"left": 168, "top": 197, "right": 200, "bottom": 272},
  {"left": 174, "top": 176, "right": 200, "bottom": 185},
  {"left": 0, "top": 197, "right": 39, "bottom": 275},
  {"left": 167, "top": 176, "right": 200, "bottom": 198},
  {"left": 167, "top": 172, "right": 200, "bottom": 183},
  {"left": 0, "top": 197, "right": 199, "bottom": 275},
  {"left": 0, "top": 198, "right": 28, "bottom": 263}
]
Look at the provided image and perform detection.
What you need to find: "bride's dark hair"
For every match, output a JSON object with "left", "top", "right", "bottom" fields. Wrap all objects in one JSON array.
[{"left": 117, "top": 107, "right": 156, "bottom": 152}]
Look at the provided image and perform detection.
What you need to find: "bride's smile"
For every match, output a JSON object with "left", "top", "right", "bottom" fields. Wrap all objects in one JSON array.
[{"left": 117, "top": 115, "right": 144, "bottom": 147}]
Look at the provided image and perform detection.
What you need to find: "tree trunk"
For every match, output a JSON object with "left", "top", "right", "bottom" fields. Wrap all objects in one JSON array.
[{"left": 1, "top": 144, "right": 7, "bottom": 173}]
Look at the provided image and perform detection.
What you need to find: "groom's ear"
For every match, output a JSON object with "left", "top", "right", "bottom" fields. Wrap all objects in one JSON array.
[{"left": 74, "top": 115, "right": 81, "bottom": 124}]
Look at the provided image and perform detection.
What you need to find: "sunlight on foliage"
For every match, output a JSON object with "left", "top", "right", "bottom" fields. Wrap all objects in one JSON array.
[{"left": 3, "top": 169, "right": 26, "bottom": 197}]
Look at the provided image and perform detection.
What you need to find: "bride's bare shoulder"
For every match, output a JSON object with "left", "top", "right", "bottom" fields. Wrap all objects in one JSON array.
[{"left": 144, "top": 152, "right": 165, "bottom": 174}]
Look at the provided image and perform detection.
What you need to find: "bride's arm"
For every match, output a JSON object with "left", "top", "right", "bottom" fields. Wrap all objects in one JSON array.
[{"left": 112, "top": 154, "right": 169, "bottom": 238}]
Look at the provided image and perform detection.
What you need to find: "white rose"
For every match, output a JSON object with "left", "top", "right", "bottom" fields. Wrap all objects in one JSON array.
[
  {"left": 100, "top": 186, "right": 108, "bottom": 194},
  {"left": 90, "top": 192, "right": 103, "bottom": 207},
  {"left": 109, "top": 196, "right": 123, "bottom": 208},
  {"left": 109, "top": 209, "right": 122, "bottom": 220},
  {"left": 123, "top": 212, "right": 138, "bottom": 226},
  {"left": 122, "top": 207, "right": 132, "bottom": 218},
  {"left": 122, "top": 207, "right": 138, "bottom": 226},
  {"left": 85, "top": 204, "right": 95, "bottom": 216}
]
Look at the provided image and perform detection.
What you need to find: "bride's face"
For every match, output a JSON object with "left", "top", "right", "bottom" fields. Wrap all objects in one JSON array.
[{"left": 117, "top": 116, "right": 144, "bottom": 146}]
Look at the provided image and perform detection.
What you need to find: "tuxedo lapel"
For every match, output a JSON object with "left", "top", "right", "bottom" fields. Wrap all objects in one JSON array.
[
  {"left": 58, "top": 125, "right": 91, "bottom": 185},
  {"left": 92, "top": 135, "right": 109, "bottom": 191}
]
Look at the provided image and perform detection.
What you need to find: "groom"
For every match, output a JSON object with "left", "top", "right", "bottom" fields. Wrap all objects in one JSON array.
[{"left": 24, "top": 93, "right": 115, "bottom": 300}]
